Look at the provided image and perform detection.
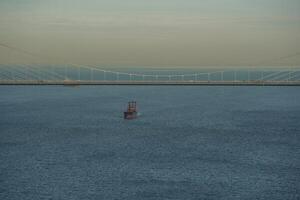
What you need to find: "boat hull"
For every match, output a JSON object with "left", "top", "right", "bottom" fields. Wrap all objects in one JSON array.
[{"left": 124, "top": 111, "right": 137, "bottom": 119}]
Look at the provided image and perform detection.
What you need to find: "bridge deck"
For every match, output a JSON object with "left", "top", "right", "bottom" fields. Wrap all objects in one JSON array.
[{"left": 1, "top": 80, "right": 300, "bottom": 86}]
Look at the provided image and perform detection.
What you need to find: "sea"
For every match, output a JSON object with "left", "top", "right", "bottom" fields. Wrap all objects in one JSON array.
[{"left": 0, "top": 85, "right": 300, "bottom": 200}]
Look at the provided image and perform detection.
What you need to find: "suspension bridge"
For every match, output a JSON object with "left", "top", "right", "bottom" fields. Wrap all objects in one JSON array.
[
  {"left": 0, "top": 64, "right": 300, "bottom": 86},
  {"left": 0, "top": 43, "right": 300, "bottom": 86}
]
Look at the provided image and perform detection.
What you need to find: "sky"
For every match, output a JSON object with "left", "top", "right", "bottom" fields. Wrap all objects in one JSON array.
[{"left": 0, "top": 0, "right": 299, "bottom": 67}]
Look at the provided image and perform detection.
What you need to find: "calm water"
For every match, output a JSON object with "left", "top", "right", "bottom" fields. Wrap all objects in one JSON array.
[{"left": 0, "top": 86, "right": 300, "bottom": 200}]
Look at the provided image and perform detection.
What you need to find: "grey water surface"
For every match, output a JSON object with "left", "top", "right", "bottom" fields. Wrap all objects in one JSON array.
[{"left": 0, "top": 86, "right": 300, "bottom": 200}]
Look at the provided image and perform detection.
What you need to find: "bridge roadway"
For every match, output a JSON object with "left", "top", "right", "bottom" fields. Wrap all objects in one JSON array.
[{"left": 1, "top": 80, "right": 300, "bottom": 86}]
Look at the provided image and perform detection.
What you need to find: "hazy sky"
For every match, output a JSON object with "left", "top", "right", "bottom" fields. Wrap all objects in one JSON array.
[{"left": 0, "top": 0, "right": 299, "bottom": 67}]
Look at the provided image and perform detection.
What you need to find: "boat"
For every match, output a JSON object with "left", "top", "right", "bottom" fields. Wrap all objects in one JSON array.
[{"left": 124, "top": 101, "right": 138, "bottom": 119}]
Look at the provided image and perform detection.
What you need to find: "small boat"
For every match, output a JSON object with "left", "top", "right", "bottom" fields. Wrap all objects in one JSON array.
[{"left": 124, "top": 101, "right": 138, "bottom": 119}]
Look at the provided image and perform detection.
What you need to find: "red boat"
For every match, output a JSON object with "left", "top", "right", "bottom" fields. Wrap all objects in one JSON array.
[{"left": 124, "top": 101, "right": 138, "bottom": 119}]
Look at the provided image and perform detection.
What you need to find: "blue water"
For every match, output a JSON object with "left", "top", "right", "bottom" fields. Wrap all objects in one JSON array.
[{"left": 0, "top": 86, "right": 300, "bottom": 200}]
